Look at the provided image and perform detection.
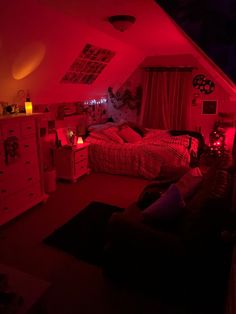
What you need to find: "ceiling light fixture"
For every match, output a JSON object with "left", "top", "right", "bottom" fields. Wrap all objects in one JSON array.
[{"left": 108, "top": 15, "right": 136, "bottom": 32}]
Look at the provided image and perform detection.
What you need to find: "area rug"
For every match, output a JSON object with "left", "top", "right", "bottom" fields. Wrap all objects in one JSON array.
[{"left": 43, "top": 201, "right": 124, "bottom": 266}]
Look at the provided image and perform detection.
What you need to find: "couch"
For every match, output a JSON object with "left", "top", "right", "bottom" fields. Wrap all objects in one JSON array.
[{"left": 102, "top": 153, "right": 236, "bottom": 313}]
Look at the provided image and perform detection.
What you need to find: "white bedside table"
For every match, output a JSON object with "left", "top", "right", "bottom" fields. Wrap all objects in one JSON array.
[{"left": 54, "top": 143, "right": 90, "bottom": 182}]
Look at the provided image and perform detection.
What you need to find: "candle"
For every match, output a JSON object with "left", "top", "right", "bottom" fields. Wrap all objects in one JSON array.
[{"left": 25, "top": 97, "right": 33, "bottom": 115}]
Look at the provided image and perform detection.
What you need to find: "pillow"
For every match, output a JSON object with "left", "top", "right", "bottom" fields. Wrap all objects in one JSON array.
[
  {"left": 102, "top": 127, "right": 124, "bottom": 144},
  {"left": 88, "top": 131, "right": 110, "bottom": 141},
  {"left": 129, "top": 122, "right": 147, "bottom": 137},
  {"left": 175, "top": 167, "right": 203, "bottom": 200},
  {"left": 121, "top": 121, "right": 147, "bottom": 137},
  {"left": 137, "top": 178, "right": 181, "bottom": 209},
  {"left": 118, "top": 125, "right": 142, "bottom": 143},
  {"left": 142, "top": 184, "right": 185, "bottom": 222},
  {"left": 88, "top": 122, "right": 118, "bottom": 132}
]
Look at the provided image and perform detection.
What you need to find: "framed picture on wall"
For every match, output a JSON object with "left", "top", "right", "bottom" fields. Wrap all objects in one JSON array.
[{"left": 202, "top": 100, "right": 217, "bottom": 114}]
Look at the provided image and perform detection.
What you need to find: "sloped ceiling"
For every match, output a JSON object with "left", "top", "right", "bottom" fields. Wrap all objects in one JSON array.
[
  {"left": 0, "top": 0, "right": 235, "bottom": 104},
  {"left": 156, "top": 0, "right": 236, "bottom": 85}
]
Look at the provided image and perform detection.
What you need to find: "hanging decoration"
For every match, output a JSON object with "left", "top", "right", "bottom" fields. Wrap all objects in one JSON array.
[
  {"left": 4, "top": 136, "right": 20, "bottom": 165},
  {"left": 192, "top": 93, "right": 201, "bottom": 106},
  {"left": 192, "top": 74, "right": 215, "bottom": 94},
  {"left": 83, "top": 97, "right": 108, "bottom": 125},
  {"left": 192, "top": 74, "right": 206, "bottom": 88},
  {"left": 107, "top": 86, "right": 142, "bottom": 111}
]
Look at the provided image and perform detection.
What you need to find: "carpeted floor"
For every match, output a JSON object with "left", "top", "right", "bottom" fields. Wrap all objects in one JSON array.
[
  {"left": 0, "top": 172, "right": 227, "bottom": 314},
  {"left": 2, "top": 173, "right": 172, "bottom": 314},
  {"left": 44, "top": 201, "right": 124, "bottom": 266}
]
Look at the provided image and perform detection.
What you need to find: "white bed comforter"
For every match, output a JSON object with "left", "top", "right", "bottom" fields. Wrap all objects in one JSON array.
[{"left": 85, "top": 129, "right": 193, "bottom": 180}]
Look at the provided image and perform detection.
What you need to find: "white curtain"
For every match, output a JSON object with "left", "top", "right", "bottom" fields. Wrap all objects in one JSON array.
[{"left": 140, "top": 68, "right": 192, "bottom": 130}]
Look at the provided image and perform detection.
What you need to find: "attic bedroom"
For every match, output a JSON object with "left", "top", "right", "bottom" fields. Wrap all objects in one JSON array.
[{"left": 0, "top": 1, "right": 236, "bottom": 314}]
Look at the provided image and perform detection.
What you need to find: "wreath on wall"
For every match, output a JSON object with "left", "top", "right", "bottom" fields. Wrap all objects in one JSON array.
[
  {"left": 108, "top": 86, "right": 142, "bottom": 111},
  {"left": 192, "top": 74, "right": 215, "bottom": 94}
]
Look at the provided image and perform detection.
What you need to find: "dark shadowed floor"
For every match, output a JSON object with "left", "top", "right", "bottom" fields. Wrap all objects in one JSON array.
[{"left": 0, "top": 173, "right": 222, "bottom": 314}]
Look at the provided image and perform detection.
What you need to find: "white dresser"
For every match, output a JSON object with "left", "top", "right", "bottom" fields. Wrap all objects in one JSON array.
[{"left": 0, "top": 114, "right": 47, "bottom": 225}]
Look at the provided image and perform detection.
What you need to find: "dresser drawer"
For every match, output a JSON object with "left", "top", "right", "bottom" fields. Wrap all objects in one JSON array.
[
  {"left": 74, "top": 159, "right": 88, "bottom": 177},
  {"left": 0, "top": 195, "right": 22, "bottom": 220},
  {"left": 0, "top": 162, "right": 21, "bottom": 181},
  {"left": 0, "top": 171, "right": 24, "bottom": 197},
  {"left": 0, "top": 141, "right": 4, "bottom": 155},
  {"left": 0, "top": 182, "right": 42, "bottom": 225},
  {"left": 0, "top": 127, "right": 3, "bottom": 141},
  {"left": 74, "top": 147, "right": 88, "bottom": 162},
  {"left": 0, "top": 143, "right": 5, "bottom": 167},
  {"left": 22, "top": 172, "right": 39, "bottom": 186},
  {"left": 21, "top": 151, "right": 39, "bottom": 168},
  {"left": 0, "top": 163, "right": 5, "bottom": 181},
  {"left": 0, "top": 162, "right": 39, "bottom": 196},
  {"left": 23, "top": 161, "right": 40, "bottom": 177},
  {"left": 2, "top": 122, "right": 21, "bottom": 139},
  {"left": 20, "top": 182, "right": 42, "bottom": 205},
  {"left": 21, "top": 119, "right": 36, "bottom": 137},
  {"left": 20, "top": 139, "right": 38, "bottom": 157}
]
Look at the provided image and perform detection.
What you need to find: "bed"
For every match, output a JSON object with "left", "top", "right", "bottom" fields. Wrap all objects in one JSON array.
[{"left": 85, "top": 122, "right": 202, "bottom": 180}]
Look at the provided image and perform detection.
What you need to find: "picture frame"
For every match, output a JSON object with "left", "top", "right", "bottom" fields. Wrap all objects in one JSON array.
[{"left": 202, "top": 100, "right": 217, "bottom": 114}]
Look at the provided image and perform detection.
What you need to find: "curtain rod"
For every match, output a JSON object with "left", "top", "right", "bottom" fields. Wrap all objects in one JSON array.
[{"left": 143, "top": 66, "right": 197, "bottom": 72}]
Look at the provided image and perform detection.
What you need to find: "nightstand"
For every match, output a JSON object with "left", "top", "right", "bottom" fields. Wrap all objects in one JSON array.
[{"left": 54, "top": 143, "right": 90, "bottom": 182}]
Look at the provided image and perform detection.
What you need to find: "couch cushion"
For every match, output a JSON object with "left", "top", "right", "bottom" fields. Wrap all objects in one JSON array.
[
  {"left": 179, "top": 169, "right": 232, "bottom": 244},
  {"left": 175, "top": 167, "right": 203, "bottom": 201},
  {"left": 186, "top": 169, "right": 231, "bottom": 215},
  {"left": 136, "top": 178, "right": 179, "bottom": 209},
  {"left": 142, "top": 184, "right": 185, "bottom": 223}
]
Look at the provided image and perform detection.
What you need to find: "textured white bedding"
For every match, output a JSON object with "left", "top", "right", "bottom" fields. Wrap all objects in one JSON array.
[{"left": 85, "top": 128, "right": 195, "bottom": 180}]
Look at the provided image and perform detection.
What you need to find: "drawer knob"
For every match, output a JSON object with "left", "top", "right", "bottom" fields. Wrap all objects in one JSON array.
[
  {"left": 24, "top": 144, "right": 29, "bottom": 148},
  {"left": 0, "top": 171, "right": 4, "bottom": 175},
  {"left": 28, "top": 177, "right": 33, "bottom": 181},
  {"left": 9, "top": 129, "right": 14, "bottom": 133},
  {"left": 27, "top": 126, "right": 32, "bottom": 130},
  {"left": 29, "top": 192, "right": 34, "bottom": 196},
  {"left": 3, "top": 207, "right": 9, "bottom": 211},
  {"left": 1, "top": 189, "right": 7, "bottom": 193},
  {"left": 25, "top": 161, "right": 31, "bottom": 165}
]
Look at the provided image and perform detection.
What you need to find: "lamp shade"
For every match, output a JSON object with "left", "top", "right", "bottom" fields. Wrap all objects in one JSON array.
[
  {"left": 108, "top": 15, "right": 136, "bottom": 32},
  {"left": 77, "top": 136, "right": 84, "bottom": 144}
]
